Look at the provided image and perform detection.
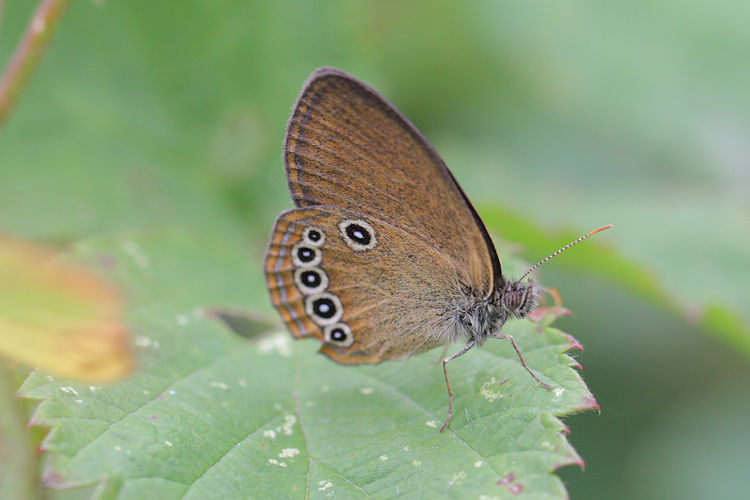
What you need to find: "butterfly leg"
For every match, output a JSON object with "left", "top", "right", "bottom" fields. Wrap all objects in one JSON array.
[
  {"left": 491, "top": 332, "right": 552, "bottom": 390},
  {"left": 439, "top": 341, "right": 476, "bottom": 433}
]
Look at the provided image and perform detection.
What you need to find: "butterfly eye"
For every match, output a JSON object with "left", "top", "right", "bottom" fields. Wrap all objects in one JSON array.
[
  {"left": 323, "top": 322, "right": 354, "bottom": 347},
  {"left": 305, "top": 292, "right": 343, "bottom": 326},
  {"left": 291, "top": 244, "right": 322, "bottom": 267},
  {"left": 503, "top": 289, "right": 524, "bottom": 310},
  {"left": 302, "top": 227, "right": 325, "bottom": 247},
  {"left": 338, "top": 219, "right": 377, "bottom": 251},
  {"left": 293, "top": 266, "right": 329, "bottom": 295}
]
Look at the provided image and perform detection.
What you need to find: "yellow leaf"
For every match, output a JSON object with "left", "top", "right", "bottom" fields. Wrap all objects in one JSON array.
[{"left": 0, "top": 236, "right": 132, "bottom": 381}]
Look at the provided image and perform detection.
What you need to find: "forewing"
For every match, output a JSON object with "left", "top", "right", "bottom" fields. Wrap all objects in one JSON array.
[
  {"left": 284, "top": 68, "right": 500, "bottom": 296},
  {"left": 264, "top": 206, "right": 466, "bottom": 364}
]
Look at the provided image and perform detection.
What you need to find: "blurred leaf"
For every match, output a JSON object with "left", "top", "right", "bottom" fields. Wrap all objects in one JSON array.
[
  {"left": 480, "top": 205, "right": 750, "bottom": 358},
  {"left": 18, "top": 230, "right": 595, "bottom": 499},
  {"left": 699, "top": 304, "right": 750, "bottom": 358},
  {"left": 0, "top": 237, "right": 133, "bottom": 382},
  {"left": 621, "top": 379, "right": 750, "bottom": 499}
]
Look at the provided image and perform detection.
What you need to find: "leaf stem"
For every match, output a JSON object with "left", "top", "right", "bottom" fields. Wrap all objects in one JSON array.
[{"left": 0, "top": 0, "right": 73, "bottom": 128}]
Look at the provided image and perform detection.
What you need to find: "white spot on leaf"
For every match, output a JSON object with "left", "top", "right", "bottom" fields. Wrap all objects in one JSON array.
[
  {"left": 134, "top": 336, "right": 152, "bottom": 348},
  {"left": 122, "top": 241, "right": 149, "bottom": 269},
  {"left": 210, "top": 381, "right": 229, "bottom": 390},
  {"left": 258, "top": 333, "right": 292, "bottom": 357},
  {"left": 263, "top": 430, "right": 277, "bottom": 439},
  {"left": 448, "top": 471, "right": 467, "bottom": 486},
  {"left": 282, "top": 415, "right": 296, "bottom": 435},
  {"left": 379, "top": 455, "right": 388, "bottom": 462},
  {"left": 480, "top": 377, "right": 507, "bottom": 402},
  {"left": 359, "top": 387, "right": 374, "bottom": 395},
  {"left": 425, "top": 420, "right": 439, "bottom": 428},
  {"left": 165, "top": 441, "right": 173, "bottom": 447},
  {"left": 279, "top": 448, "right": 300, "bottom": 458}
]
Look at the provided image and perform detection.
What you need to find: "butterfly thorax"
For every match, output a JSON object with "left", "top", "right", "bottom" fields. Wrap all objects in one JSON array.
[{"left": 451, "top": 279, "right": 540, "bottom": 346}]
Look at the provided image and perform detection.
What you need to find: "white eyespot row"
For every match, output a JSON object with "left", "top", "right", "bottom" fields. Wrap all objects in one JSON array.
[
  {"left": 293, "top": 266, "right": 329, "bottom": 295},
  {"left": 338, "top": 219, "right": 377, "bottom": 251},
  {"left": 323, "top": 322, "right": 353, "bottom": 347},
  {"left": 302, "top": 227, "right": 326, "bottom": 247},
  {"left": 291, "top": 243, "right": 322, "bottom": 267},
  {"left": 289, "top": 226, "right": 353, "bottom": 348},
  {"left": 304, "top": 292, "right": 343, "bottom": 326}
]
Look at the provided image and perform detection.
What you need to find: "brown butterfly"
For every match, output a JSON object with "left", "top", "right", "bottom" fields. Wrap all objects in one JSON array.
[{"left": 264, "top": 68, "right": 610, "bottom": 431}]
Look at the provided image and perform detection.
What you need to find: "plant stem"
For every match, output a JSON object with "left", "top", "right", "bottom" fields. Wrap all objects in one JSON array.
[{"left": 0, "top": 0, "right": 73, "bottom": 128}]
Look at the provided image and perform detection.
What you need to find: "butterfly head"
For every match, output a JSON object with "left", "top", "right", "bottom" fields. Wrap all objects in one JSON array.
[
  {"left": 496, "top": 224, "right": 614, "bottom": 320},
  {"left": 499, "top": 279, "right": 540, "bottom": 319}
]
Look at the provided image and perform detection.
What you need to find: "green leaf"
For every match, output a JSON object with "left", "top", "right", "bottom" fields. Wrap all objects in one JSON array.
[
  {"left": 698, "top": 304, "right": 750, "bottom": 358},
  {"left": 19, "top": 229, "right": 594, "bottom": 499}
]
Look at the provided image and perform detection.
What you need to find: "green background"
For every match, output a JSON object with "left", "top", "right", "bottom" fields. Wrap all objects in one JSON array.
[{"left": 2, "top": 1, "right": 749, "bottom": 498}]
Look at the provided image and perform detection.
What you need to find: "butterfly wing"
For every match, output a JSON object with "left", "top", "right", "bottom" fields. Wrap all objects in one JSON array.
[
  {"left": 265, "top": 206, "right": 469, "bottom": 364},
  {"left": 284, "top": 68, "right": 501, "bottom": 297}
]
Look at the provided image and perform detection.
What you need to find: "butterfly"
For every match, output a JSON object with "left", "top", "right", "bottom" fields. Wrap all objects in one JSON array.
[{"left": 264, "top": 68, "right": 610, "bottom": 431}]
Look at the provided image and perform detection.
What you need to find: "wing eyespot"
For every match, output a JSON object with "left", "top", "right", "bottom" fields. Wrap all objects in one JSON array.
[
  {"left": 302, "top": 226, "right": 326, "bottom": 247},
  {"left": 305, "top": 292, "right": 343, "bottom": 326},
  {"left": 293, "top": 266, "right": 329, "bottom": 295},
  {"left": 339, "top": 219, "right": 377, "bottom": 251},
  {"left": 291, "top": 244, "right": 322, "bottom": 267},
  {"left": 323, "top": 322, "right": 354, "bottom": 347}
]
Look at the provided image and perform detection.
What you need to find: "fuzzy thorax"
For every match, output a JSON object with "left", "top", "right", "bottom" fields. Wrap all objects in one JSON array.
[{"left": 442, "top": 279, "right": 540, "bottom": 347}]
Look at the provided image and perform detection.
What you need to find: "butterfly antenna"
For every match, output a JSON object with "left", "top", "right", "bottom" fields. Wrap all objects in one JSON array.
[{"left": 519, "top": 224, "right": 613, "bottom": 281}]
